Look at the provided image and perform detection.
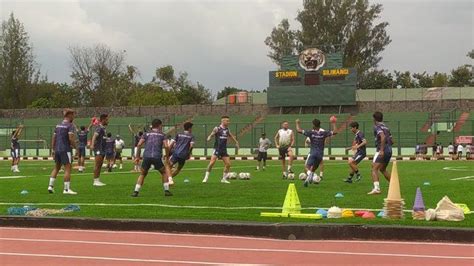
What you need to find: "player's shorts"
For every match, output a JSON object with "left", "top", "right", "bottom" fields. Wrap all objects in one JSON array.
[
  {"left": 54, "top": 151, "right": 72, "bottom": 165},
  {"left": 257, "top": 151, "right": 267, "bottom": 161},
  {"left": 373, "top": 150, "right": 392, "bottom": 165},
  {"left": 94, "top": 150, "right": 105, "bottom": 158},
  {"left": 115, "top": 151, "right": 122, "bottom": 159},
  {"left": 142, "top": 157, "right": 164, "bottom": 171},
  {"left": 10, "top": 149, "right": 20, "bottom": 159},
  {"left": 305, "top": 153, "right": 323, "bottom": 169},
  {"left": 105, "top": 152, "right": 115, "bottom": 160},
  {"left": 351, "top": 152, "right": 366, "bottom": 164},
  {"left": 78, "top": 147, "right": 86, "bottom": 157},
  {"left": 278, "top": 147, "right": 291, "bottom": 160},
  {"left": 170, "top": 155, "right": 187, "bottom": 167},
  {"left": 213, "top": 149, "right": 229, "bottom": 159},
  {"left": 449, "top": 152, "right": 454, "bottom": 155}
]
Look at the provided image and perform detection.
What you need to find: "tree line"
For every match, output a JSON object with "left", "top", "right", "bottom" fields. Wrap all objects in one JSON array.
[
  {"left": 1, "top": 1, "right": 473, "bottom": 109},
  {"left": 264, "top": 0, "right": 473, "bottom": 90},
  {"left": 0, "top": 13, "right": 213, "bottom": 109}
]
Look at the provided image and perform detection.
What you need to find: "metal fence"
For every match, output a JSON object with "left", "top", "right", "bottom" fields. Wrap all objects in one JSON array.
[{"left": 1, "top": 119, "right": 472, "bottom": 157}]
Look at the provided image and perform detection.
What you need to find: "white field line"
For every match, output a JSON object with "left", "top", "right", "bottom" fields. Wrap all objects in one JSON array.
[
  {"left": 0, "top": 252, "right": 236, "bottom": 265},
  {"left": 0, "top": 238, "right": 473, "bottom": 261},
  {"left": 2, "top": 227, "right": 473, "bottom": 247}
]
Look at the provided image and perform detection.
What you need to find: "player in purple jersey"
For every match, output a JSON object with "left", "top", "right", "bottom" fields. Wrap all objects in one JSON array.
[
  {"left": 344, "top": 122, "right": 367, "bottom": 183},
  {"left": 129, "top": 124, "right": 144, "bottom": 172},
  {"left": 296, "top": 118, "right": 337, "bottom": 187},
  {"left": 10, "top": 124, "right": 24, "bottom": 173},
  {"left": 48, "top": 109, "right": 77, "bottom": 194},
  {"left": 91, "top": 114, "right": 109, "bottom": 187},
  {"left": 104, "top": 132, "right": 116, "bottom": 172},
  {"left": 168, "top": 122, "right": 195, "bottom": 183},
  {"left": 202, "top": 116, "right": 240, "bottom": 184},
  {"left": 131, "top": 119, "right": 173, "bottom": 197},
  {"left": 369, "top": 112, "right": 393, "bottom": 195},
  {"left": 75, "top": 121, "right": 92, "bottom": 173}
]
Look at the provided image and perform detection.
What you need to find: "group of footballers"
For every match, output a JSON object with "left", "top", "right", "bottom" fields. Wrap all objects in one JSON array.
[{"left": 10, "top": 109, "right": 395, "bottom": 196}]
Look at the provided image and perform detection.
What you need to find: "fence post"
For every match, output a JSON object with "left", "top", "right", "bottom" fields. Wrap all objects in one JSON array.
[
  {"left": 204, "top": 124, "right": 208, "bottom": 157},
  {"left": 36, "top": 127, "right": 40, "bottom": 156},
  {"left": 398, "top": 121, "right": 401, "bottom": 156}
]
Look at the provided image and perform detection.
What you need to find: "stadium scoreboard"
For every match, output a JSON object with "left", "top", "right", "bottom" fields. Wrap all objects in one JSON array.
[{"left": 267, "top": 48, "right": 357, "bottom": 107}]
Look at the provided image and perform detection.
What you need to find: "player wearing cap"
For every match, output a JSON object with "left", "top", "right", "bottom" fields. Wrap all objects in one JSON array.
[
  {"left": 48, "top": 109, "right": 77, "bottom": 194},
  {"left": 256, "top": 133, "right": 271, "bottom": 171}
]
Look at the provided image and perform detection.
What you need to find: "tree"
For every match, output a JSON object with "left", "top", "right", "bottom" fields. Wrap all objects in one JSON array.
[
  {"left": 264, "top": 19, "right": 297, "bottom": 66},
  {"left": 467, "top": 49, "right": 474, "bottom": 60},
  {"left": 432, "top": 72, "right": 448, "bottom": 87},
  {"left": 0, "top": 13, "right": 40, "bottom": 108},
  {"left": 412, "top": 72, "right": 433, "bottom": 88},
  {"left": 69, "top": 44, "right": 128, "bottom": 106},
  {"left": 448, "top": 66, "right": 471, "bottom": 87},
  {"left": 128, "top": 83, "right": 179, "bottom": 106},
  {"left": 28, "top": 82, "right": 80, "bottom": 108},
  {"left": 152, "top": 65, "right": 213, "bottom": 105},
  {"left": 216, "top": 86, "right": 243, "bottom": 99},
  {"left": 394, "top": 71, "right": 415, "bottom": 88},
  {"left": 358, "top": 69, "right": 393, "bottom": 89},
  {"left": 265, "top": 0, "right": 391, "bottom": 76}
]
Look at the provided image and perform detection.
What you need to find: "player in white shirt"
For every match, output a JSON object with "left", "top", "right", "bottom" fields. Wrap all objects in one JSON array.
[
  {"left": 274, "top": 121, "right": 295, "bottom": 178},
  {"left": 113, "top": 135, "right": 125, "bottom": 169},
  {"left": 457, "top": 144, "right": 464, "bottom": 160},
  {"left": 448, "top": 143, "right": 455, "bottom": 160}
]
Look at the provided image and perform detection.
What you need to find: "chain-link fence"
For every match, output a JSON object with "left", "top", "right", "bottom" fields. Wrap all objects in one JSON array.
[{"left": 1, "top": 119, "right": 472, "bottom": 157}]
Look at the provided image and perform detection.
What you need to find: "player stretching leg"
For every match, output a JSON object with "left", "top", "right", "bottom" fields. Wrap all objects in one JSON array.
[
  {"left": 10, "top": 125, "right": 23, "bottom": 173},
  {"left": 344, "top": 122, "right": 367, "bottom": 183},
  {"left": 274, "top": 121, "right": 295, "bottom": 179},
  {"left": 91, "top": 114, "right": 109, "bottom": 187},
  {"left": 256, "top": 133, "right": 271, "bottom": 171},
  {"left": 296, "top": 118, "right": 336, "bottom": 187},
  {"left": 131, "top": 119, "right": 173, "bottom": 197},
  {"left": 368, "top": 112, "right": 393, "bottom": 195},
  {"left": 202, "top": 116, "right": 240, "bottom": 184},
  {"left": 76, "top": 122, "right": 92, "bottom": 173},
  {"left": 48, "top": 109, "right": 77, "bottom": 194},
  {"left": 169, "top": 122, "right": 195, "bottom": 184},
  {"left": 129, "top": 124, "right": 144, "bottom": 172}
]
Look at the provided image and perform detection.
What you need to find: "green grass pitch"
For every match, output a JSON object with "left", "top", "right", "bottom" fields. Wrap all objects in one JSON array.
[{"left": 0, "top": 159, "right": 472, "bottom": 227}]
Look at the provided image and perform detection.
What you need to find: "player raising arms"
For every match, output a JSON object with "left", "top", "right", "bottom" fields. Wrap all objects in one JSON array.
[
  {"left": 129, "top": 124, "right": 144, "bottom": 172},
  {"left": 48, "top": 109, "right": 77, "bottom": 194},
  {"left": 76, "top": 122, "right": 92, "bottom": 173},
  {"left": 169, "top": 122, "right": 195, "bottom": 183},
  {"left": 274, "top": 121, "right": 295, "bottom": 179},
  {"left": 368, "top": 111, "right": 393, "bottom": 195},
  {"left": 10, "top": 124, "right": 24, "bottom": 173},
  {"left": 131, "top": 119, "right": 173, "bottom": 197},
  {"left": 91, "top": 114, "right": 109, "bottom": 187},
  {"left": 296, "top": 117, "right": 337, "bottom": 187},
  {"left": 344, "top": 122, "right": 367, "bottom": 183},
  {"left": 202, "top": 115, "right": 239, "bottom": 184}
]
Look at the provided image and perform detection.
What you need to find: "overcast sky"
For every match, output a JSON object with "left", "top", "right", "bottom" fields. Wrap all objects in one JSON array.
[{"left": 1, "top": 0, "right": 472, "bottom": 94}]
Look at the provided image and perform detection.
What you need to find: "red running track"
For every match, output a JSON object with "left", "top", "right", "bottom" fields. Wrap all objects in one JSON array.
[{"left": 0, "top": 227, "right": 473, "bottom": 265}]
